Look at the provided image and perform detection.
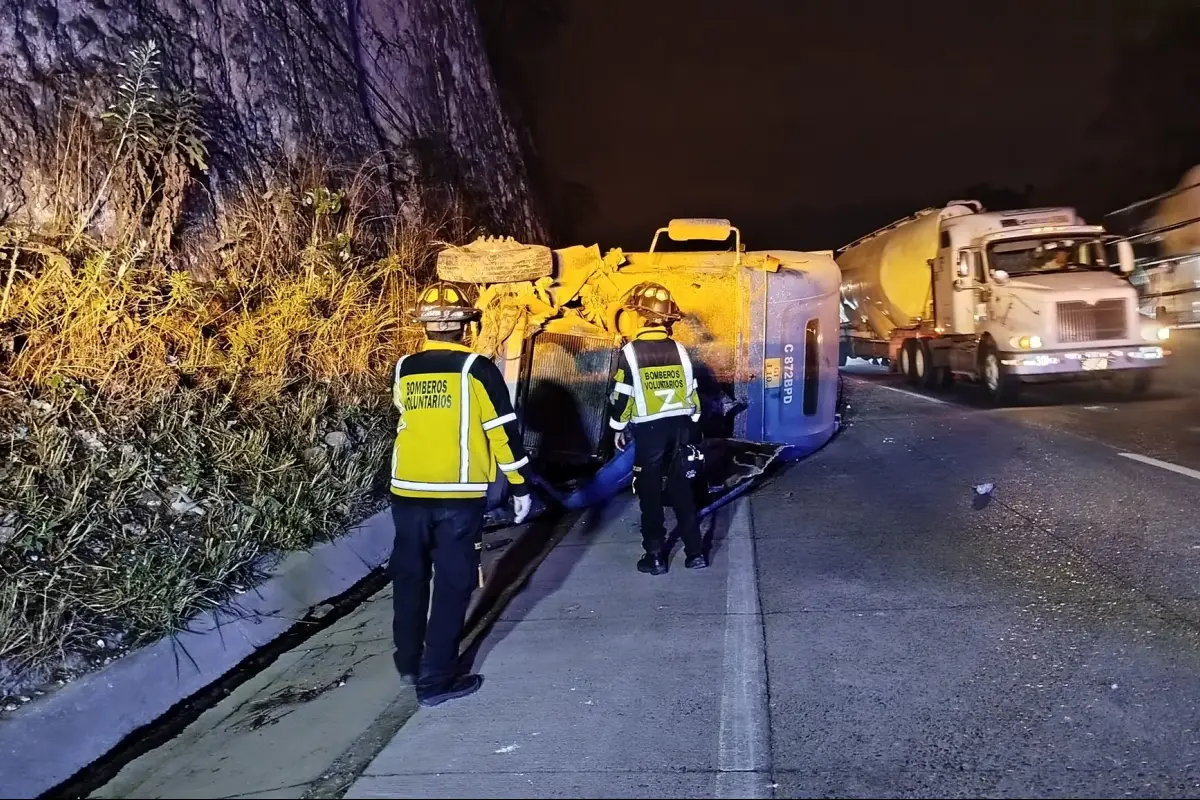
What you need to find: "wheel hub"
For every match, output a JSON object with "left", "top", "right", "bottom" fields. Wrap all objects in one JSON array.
[{"left": 984, "top": 354, "right": 1000, "bottom": 392}]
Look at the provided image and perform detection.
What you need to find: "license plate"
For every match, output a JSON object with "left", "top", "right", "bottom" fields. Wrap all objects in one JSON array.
[{"left": 1081, "top": 357, "right": 1108, "bottom": 371}]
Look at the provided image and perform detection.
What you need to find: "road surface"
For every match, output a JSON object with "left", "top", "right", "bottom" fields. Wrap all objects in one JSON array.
[{"left": 95, "top": 366, "right": 1200, "bottom": 798}]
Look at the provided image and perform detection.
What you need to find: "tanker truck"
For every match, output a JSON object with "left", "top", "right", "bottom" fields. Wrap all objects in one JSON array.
[{"left": 837, "top": 201, "right": 1171, "bottom": 404}]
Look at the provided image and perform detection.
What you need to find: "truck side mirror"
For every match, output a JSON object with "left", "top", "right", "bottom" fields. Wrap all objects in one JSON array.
[
  {"left": 1116, "top": 240, "right": 1135, "bottom": 274},
  {"left": 991, "top": 269, "right": 1010, "bottom": 285},
  {"left": 957, "top": 251, "right": 971, "bottom": 277}
]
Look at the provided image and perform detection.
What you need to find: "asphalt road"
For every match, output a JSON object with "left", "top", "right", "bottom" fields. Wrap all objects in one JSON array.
[
  {"left": 757, "top": 367, "right": 1200, "bottom": 797},
  {"left": 93, "top": 351, "right": 1200, "bottom": 798},
  {"left": 344, "top": 365, "right": 1200, "bottom": 798},
  {"left": 841, "top": 334, "right": 1200, "bottom": 476}
]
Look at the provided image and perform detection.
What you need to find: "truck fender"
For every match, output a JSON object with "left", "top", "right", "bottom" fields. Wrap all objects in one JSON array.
[{"left": 976, "top": 333, "right": 996, "bottom": 367}]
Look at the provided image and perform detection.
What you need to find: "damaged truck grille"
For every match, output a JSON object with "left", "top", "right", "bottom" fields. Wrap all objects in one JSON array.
[
  {"left": 1056, "top": 299, "right": 1127, "bottom": 343},
  {"left": 517, "top": 332, "right": 620, "bottom": 465}
]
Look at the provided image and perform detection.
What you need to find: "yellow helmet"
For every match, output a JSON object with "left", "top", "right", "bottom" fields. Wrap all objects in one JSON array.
[
  {"left": 625, "top": 282, "right": 681, "bottom": 323},
  {"left": 411, "top": 281, "right": 481, "bottom": 326}
]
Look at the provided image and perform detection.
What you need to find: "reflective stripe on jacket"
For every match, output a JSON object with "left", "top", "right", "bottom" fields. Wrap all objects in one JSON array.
[
  {"left": 391, "top": 340, "right": 531, "bottom": 500},
  {"left": 607, "top": 327, "right": 700, "bottom": 431}
]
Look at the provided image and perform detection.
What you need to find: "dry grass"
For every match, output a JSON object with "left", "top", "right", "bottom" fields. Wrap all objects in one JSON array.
[{"left": 0, "top": 42, "right": 486, "bottom": 699}]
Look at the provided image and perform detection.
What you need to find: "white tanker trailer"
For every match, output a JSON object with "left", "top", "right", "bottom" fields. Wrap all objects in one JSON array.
[{"left": 836, "top": 201, "right": 1171, "bottom": 404}]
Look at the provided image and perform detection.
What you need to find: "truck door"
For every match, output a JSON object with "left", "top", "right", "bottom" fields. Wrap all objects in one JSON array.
[
  {"left": 947, "top": 248, "right": 982, "bottom": 337},
  {"left": 970, "top": 250, "right": 989, "bottom": 332},
  {"left": 933, "top": 229, "right": 955, "bottom": 327}
]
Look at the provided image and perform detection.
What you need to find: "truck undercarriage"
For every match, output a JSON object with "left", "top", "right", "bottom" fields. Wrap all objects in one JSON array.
[{"left": 438, "top": 220, "right": 842, "bottom": 522}]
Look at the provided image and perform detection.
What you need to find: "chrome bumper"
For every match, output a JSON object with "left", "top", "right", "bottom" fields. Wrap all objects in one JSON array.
[{"left": 1001, "top": 345, "right": 1167, "bottom": 377}]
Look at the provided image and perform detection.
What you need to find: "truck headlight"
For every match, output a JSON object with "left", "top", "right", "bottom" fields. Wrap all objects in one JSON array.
[
  {"left": 1009, "top": 335, "right": 1042, "bottom": 350},
  {"left": 1141, "top": 324, "right": 1170, "bottom": 342}
]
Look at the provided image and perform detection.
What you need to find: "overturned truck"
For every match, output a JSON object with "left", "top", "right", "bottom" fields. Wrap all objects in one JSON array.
[{"left": 436, "top": 218, "right": 843, "bottom": 516}]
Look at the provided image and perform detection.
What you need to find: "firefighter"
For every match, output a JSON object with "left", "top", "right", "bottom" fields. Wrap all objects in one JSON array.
[
  {"left": 389, "top": 281, "right": 533, "bottom": 707},
  {"left": 608, "top": 282, "right": 706, "bottom": 575}
]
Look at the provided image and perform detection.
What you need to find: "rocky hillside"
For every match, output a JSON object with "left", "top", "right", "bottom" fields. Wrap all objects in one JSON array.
[
  {"left": 0, "top": 0, "right": 543, "bottom": 241},
  {"left": 0, "top": 0, "right": 543, "bottom": 707}
]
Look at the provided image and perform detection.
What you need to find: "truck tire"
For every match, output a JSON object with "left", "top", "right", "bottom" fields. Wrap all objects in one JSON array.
[
  {"left": 980, "top": 340, "right": 1018, "bottom": 405},
  {"left": 915, "top": 339, "right": 939, "bottom": 389},
  {"left": 838, "top": 341, "right": 849, "bottom": 367},
  {"left": 901, "top": 339, "right": 919, "bottom": 385},
  {"left": 436, "top": 237, "right": 553, "bottom": 283}
]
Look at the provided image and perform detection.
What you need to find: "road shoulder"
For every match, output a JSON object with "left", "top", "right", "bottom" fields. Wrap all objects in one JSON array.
[{"left": 83, "top": 509, "right": 576, "bottom": 800}]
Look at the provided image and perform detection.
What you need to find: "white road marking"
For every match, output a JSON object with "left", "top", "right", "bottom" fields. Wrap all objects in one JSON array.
[
  {"left": 1118, "top": 452, "right": 1200, "bottom": 481},
  {"left": 716, "top": 499, "right": 771, "bottom": 799},
  {"left": 869, "top": 382, "right": 951, "bottom": 405}
]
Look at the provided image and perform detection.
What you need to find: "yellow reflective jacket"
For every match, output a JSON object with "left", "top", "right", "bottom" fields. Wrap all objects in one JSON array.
[
  {"left": 391, "top": 340, "right": 530, "bottom": 500},
  {"left": 607, "top": 327, "right": 701, "bottom": 431}
]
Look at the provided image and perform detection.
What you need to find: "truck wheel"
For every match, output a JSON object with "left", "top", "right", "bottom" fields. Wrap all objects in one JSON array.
[
  {"left": 838, "top": 343, "right": 848, "bottom": 368},
  {"left": 436, "top": 238, "right": 553, "bottom": 283},
  {"left": 981, "top": 342, "right": 1018, "bottom": 405},
  {"left": 916, "top": 339, "right": 940, "bottom": 389},
  {"left": 901, "top": 340, "right": 919, "bottom": 385}
]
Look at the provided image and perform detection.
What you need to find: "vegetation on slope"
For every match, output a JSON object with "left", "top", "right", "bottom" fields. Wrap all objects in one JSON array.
[{"left": 0, "top": 42, "right": 478, "bottom": 701}]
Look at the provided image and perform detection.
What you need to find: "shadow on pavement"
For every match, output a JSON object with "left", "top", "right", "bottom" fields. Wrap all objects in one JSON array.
[
  {"left": 461, "top": 497, "right": 624, "bottom": 673},
  {"left": 460, "top": 506, "right": 572, "bottom": 660}
]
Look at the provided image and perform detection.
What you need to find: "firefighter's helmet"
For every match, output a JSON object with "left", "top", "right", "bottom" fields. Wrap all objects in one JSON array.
[
  {"left": 411, "top": 281, "right": 481, "bottom": 327},
  {"left": 625, "top": 282, "right": 682, "bottom": 323}
]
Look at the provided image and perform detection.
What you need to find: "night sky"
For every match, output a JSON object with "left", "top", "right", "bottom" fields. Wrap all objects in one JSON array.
[{"left": 483, "top": 0, "right": 1200, "bottom": 250}]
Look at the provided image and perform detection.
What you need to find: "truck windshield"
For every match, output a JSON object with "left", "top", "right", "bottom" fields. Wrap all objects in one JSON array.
[{"left": 986, "top": 237, "right": 1109, "bottom": 277}]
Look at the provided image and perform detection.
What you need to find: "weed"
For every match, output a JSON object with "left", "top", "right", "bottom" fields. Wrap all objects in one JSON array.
[{"left": 0, "top": 41, "right": 487, "bottom": 701}]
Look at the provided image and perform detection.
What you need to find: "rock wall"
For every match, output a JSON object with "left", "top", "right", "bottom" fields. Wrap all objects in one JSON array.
[{"left": 0, "top": 0, "right": 544, "bottom": 241}]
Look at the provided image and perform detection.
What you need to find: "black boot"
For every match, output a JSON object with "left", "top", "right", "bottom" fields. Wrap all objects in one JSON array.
[
  {"left": 637, "top": 551, "right": 668, "bottom": 575},
  {"left": 685, "top": 553, "right": 709, "bottom": 570},
  {"left": 417, "top": 673, "right": 484, "bottom": 708}
]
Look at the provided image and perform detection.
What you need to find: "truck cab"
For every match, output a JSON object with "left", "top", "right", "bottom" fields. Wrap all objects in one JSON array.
[
  {"left": 934, "top": 208, "right": 1169, "bottom": 401},
  {"left": 438, "top": 220, "right": 846, "bottom": 511},
  {"left": 837, "top": 202, "right": 1171, "bottom": 404}
]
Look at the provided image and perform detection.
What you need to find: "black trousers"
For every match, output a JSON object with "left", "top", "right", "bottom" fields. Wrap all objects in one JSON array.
[
  {"left": 389, "top": 495, "right": 484, "bottom": 690},
  {"left": 632, "top": 418, "right": 703, "bottom": 558}
]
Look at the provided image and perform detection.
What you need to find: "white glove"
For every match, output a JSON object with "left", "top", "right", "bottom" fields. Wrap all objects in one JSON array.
[
  {"left": 615, "top": 430, "right": 628, "bottom": 451},
  {"left": 512, "top": 493, "right": 532, "bottom": 524}
]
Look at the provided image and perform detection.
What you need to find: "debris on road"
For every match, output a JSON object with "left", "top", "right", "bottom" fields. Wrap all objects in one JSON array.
[{"left": 973, "top": 482, "right": 994, "bottom": 510}]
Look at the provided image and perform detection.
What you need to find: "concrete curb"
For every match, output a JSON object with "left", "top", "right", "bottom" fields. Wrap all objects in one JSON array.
[{"left": 0, "top": 509, "right": 395, "bottom": 800}]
